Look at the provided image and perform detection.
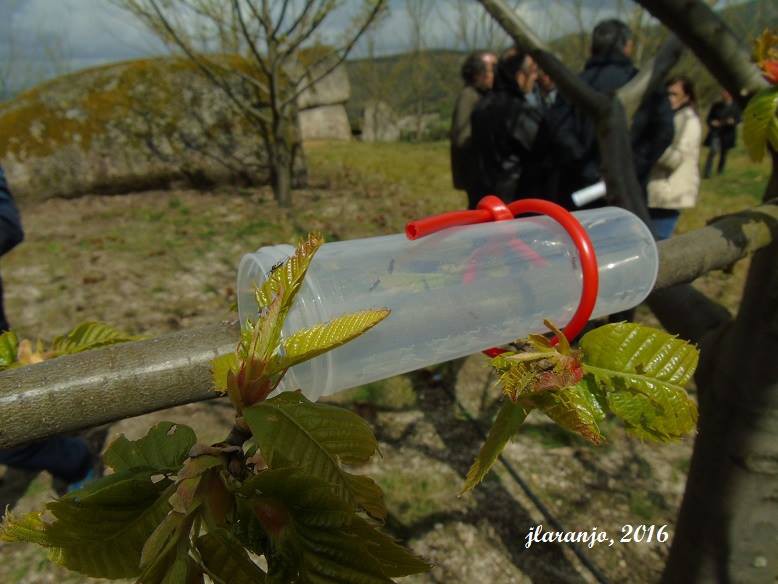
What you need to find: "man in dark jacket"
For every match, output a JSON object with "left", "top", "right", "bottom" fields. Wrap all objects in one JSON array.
[
  {"left": 470, "top": 48, "right": 542, "bottom": 205},
  {"left": 520, "top": 19, "right": 675, "bottom": 210},
  {"left": 703, "top": 89, "right": 740, "bottom": 178},
  {"left": 450, "top": 51, "right": 497, "bottom": 209}
]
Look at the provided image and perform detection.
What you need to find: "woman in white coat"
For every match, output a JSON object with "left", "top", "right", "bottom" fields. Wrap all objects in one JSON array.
[{"left": 647, "top": 77, "right": 702, "bottom": 239}]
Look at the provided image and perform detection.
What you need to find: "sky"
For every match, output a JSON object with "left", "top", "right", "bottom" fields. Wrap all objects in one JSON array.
[{"left": 0, "top": 0, "right": 750, "bottom": 95}]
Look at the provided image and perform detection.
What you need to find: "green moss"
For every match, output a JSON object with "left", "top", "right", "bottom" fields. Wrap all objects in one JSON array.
[{"left": 0, "top": 55, "right": 269, "bottom": 161}]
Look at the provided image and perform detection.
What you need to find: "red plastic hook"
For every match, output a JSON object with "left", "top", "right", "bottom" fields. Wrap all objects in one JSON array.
[{"left": 405, "top": 196, "right": 599, "bottom": 356}]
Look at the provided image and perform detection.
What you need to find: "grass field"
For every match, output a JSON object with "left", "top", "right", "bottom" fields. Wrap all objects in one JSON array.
[{"left": 0, "top": 138, "right": 770, "bottom": 584}]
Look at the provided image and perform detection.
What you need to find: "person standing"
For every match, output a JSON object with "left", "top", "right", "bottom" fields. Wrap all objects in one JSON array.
[
  {"left": 0, "top": 166, "right": 23, "bottom": 332},
  {"left": 703, "top": 89, "right": 740, "bottom": 178},
  {"left": 450, "top": 51, "right": 497, "bottom": 210},
  {"left": 470, "top": 48, "right": 541, "bottom": 204},
  {"left": 647, "top": 77, "right": 702, "bottom": 239},
  {"left": 522, "top": 19, "right": 674, "bottom": 210},
  {"left": 0, "top": 164, "right": 95, "bottom": 500}
]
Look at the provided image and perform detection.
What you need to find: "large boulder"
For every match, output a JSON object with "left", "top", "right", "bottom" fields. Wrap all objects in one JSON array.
[
  {"left": 299, "top": 105, "right": 352, "bottom": 141},
  {"left": 360, "top": 101, "right": 400, "bottom": 142},
  {"left": 0, "top": 56, "right": 351, "bottom": 200},
  {"left": 296, "top": 55, "right": 352, "bottom": 141}
]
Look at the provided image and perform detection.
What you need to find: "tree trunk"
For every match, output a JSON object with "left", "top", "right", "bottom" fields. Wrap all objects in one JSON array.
[
  {"left": 270, "top": 148, "right": 293, "bottom": 209},
  {"left": 662, "top": 150, "right": 778, "bottom": 583}
]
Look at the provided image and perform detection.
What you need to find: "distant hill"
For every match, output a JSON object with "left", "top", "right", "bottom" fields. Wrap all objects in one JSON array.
[
  {"left": 345, "top": 0, "right": 776, "bottom": 129},
  {"left": 345, "top": 49, "right": 465, "bottom": 132}
]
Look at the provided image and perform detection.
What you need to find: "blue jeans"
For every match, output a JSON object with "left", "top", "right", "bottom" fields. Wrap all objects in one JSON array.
[
  {"left": 649, "top": 209, "right": 680, "bottom": 240},
  {"left": 0, "top": 437, "right": 92, "bottom": 483}
]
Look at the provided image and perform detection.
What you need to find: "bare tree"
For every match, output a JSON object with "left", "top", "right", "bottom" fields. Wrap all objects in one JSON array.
[
  {"left": 115, "top": 0, "right": 387, "bottom": 208},
  {"left": 403, "top": 0, "right": 435, "bottom": 141},
  {"left": 439, "top": 0, "right": 520, "bottom": 52},
  {"left": 0, "top": 38, "right": 15, "bottom": 100}
]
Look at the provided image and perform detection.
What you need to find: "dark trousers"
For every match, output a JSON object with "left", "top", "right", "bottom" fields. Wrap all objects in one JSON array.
[
  {"left": 649, "top": 208, "right": 681, "bottom": 240},
  {"left": 0, "top": 278, "right": 92, "bottom": 486},
  {"left": 0, "top": 437, "right": 92, "bottom": 483},
  {"left": 703, "top": 138, "right": 730, "bottom": 178}
]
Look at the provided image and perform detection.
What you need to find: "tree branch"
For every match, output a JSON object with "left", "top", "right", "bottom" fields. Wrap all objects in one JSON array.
[
  {"left": 281, "top": 0, "right": 387, "bottom": 110},
  {"left": 140, "top": 0, "right": 272, "bottom": 127},
  {"left": 635, "top": 0, "right": 768, "bottom": 106},
  {"left": 232, "top": 0, "right": 273, "bottom": 80},
  {"left": 2, "top": 204, "right": 777, "bottom": 449},
  {"left": 271, "top": 0, "right": 292, "bottom": 39},
  {"left": 654, "top": 202, "right": 778, "bottom": 289},
  {"left": 617, "top": 34, "right": 684, "bottom": 119},
  {"left": 476, "top": 0, "right": 609, "bottom": 118}
]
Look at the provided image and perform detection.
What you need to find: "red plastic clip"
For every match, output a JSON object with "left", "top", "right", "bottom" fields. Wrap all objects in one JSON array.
[{"left": 405, "top": 196, "right": 599, "bottom": 356}]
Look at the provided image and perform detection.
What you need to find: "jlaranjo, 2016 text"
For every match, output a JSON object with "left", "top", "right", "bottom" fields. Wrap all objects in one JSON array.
[{"left": 524, "top": 524, "right": 670, "bottom": 549}]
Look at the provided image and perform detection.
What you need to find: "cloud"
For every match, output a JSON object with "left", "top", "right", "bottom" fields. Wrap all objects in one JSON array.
[
  {"left": 0, "top": 0, "right": 752, "bottom": 94},
  {"left": 10, "top": 0, "right": 164, "bottom": 61}
]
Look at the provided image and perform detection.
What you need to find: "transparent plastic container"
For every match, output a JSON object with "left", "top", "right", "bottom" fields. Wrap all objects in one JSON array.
[{"left": 237, "top": 207, "right": 657, "bottom": 401}]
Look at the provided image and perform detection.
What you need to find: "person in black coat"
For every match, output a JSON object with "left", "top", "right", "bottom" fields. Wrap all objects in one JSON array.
[
  {"left": 450, "top": 51, "right": 497, "bottom": 210},
  {"left": 0, "top": 165, "right": 95, "bottom": 499},
  {"left": 470, "top": 48, "right": 542, "bottom": 205},
  {"left": 519, "top": 19, "right": 675, "bottom": 210},
  {"left": 0, "top": 166, "right": 24, "bottom": 332},
  {"left": 703, "top": 89, "right": 741, "bottom": 178}
]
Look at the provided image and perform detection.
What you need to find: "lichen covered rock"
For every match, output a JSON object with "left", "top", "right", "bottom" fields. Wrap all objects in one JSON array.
[{"left": 0, "top": 56, "right": 350, "bottom": 200}]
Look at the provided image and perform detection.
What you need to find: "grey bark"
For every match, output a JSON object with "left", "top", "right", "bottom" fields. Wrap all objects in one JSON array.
[
  {"left": 635, "top": 0, "right": 768, "bottom": 106},
  {"left": 631, "top": 0, "right": 778, "bottom": 578},
  {"left": 0, "top": 323, "right": 237, "bottom": 448},
  {"left": 662, "top": 213, "right": 778, "bottom": 583}
]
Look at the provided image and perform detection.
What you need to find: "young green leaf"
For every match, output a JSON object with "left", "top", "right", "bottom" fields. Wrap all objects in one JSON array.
[
  {"left": 196, "top": 529, "right": 267, "bottom": 584},
  {"left": 59, "top": 469, "right": 169, "bottom": 506},
  {"left": 1, "top": 480, "right": 175, "bottom": 578},
  {"left": 211, "top": 353, "right": 238, "bottom": 392},
  {"left": 580, "top": 323, "right": 698, "bottom": 441},
  {"left": 269, "top": 308, "right": 390, "bottom": 373},
  {"left": 492, "top": 320, "right": 584, "bottom": 402},
  {"left": 139, "top": 512, "right": 188, "bottom": 575},
  {"left": 348, "top": 516, "right": 431, "bottom": 577},
  {"left": 462, "top": 400, "right": 530, "bottom": 494},
  {"left": 0, "top": 330, "right": 19, "bottom": 370},
  {"left": 139, "top": 536, "right": 203, "bottom": 584},
  {"left": 527, "top": 379, "right": 605, "bottom": 445},
  {"left": 51, "top": 321, "right": 141, "bottom": 355},
  {"left": 232, "top": 290, "right": 286, "bottom": 409},
  {"left": 231, "top": 498, "right": 269, "bottom": 557},
  {"left": 240, "top": 467, "right": 353, "bottom": 530},
  {"left": 244, "top": 392, "right": 386, "bottom": 520},
  {"left": 269, "top": 520, "right": 425, "bottom": 583},
  {"left": 742, "top": 86, "right": 778, "bottom": 162},
  {"left": 103, "top": 421, "right": 197, "bottom": 474},
  {"left": 255, "top": 232, "right": 323, "bottom": 321},
  {"left": 244, "top": 469, "right": 428, "bottom": 582}
]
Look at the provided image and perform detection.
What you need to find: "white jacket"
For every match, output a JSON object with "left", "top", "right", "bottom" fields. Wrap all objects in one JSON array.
[{"left": 647, "top": 105, "right": 702, "bottom": 209}]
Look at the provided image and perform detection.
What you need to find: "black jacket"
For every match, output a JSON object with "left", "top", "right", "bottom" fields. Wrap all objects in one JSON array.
[
  {"left": 470, "top": 78, "right": 542, "bottom": 203},
  {"left": 0, "top": 166, "right": 23, "bottom": 332},
  {"left": 704, "top": 100, "right": 740, "bottom": 151},
  {"left": 0, "top": 167, "right": 23, "bottom": 257},
  {"left": 450, "top": 85, "right": 487, "bottom": 192},
  {"left": 519, "top": 52, "right": 674, "bottom": 209}
]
